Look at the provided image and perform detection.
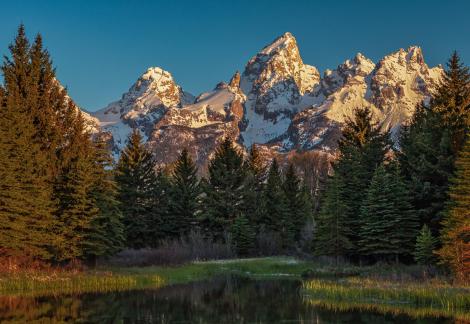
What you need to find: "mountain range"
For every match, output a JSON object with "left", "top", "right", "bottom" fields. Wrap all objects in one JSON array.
[{"left": 81, "top": 32, "right": 443, "bottom": 167}]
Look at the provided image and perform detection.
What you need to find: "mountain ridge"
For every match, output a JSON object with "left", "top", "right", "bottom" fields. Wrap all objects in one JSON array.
[{"left": 88, "top": 32, "right": 443, "bottom": 166}]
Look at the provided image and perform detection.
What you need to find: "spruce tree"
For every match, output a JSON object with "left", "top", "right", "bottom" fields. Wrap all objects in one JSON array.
[
  {"left": 53, "top": 107, "right": 109, "bottom": 261},
  {"left": 414, "top": 225, "right": 438, "bottom": 266},
  {"left": 148, "top": 169, "right": 171, "bottom": 245},
  {"left": 231, "top": 214, "right": 255, "bottom": 256},
  {"left": 82, "top": 139, "right": 125, "bottom": 261},
  {"left": 314, "top": 174, "right": 352, "bottom": 263},
  {"left": 0, "top": 25, "right": 126, "bottom": 262},
  {"left": 243, "top": 144, "right": 266, "bottom": 231},
  {"left": 263, "top": 159, "right": 293, "bottom": 249},
  {"left": 333, "top": 107, "right": 390, "bottom": 254},
  {"left": 283, "top": 163, "right": 312, "bottom": 242},
  {"left": 167, "top": 148, "right": 200, "bottom": 238},
  {"left": 400, "top": 53, "right": 470, "bottom": 233},
  {"left": 200, "top": 138, "right": 246, "bottom": 241},
  {"left": 359, "top": 164, "right": 418, "bottom": 261},
  {"left": 116, "top": 129, "right": 157, "bottom": 248},
  {"left": 437, "top": 135, "right": 470, "bottom": 281},
  {"left": 0, "top": 25, "right": 55, "bottom": 260}
]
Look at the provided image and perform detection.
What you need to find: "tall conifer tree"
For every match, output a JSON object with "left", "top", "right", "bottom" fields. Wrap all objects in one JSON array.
[
  {"left": 400, "top": 53, "right": 470, "bottom": 233},
  {"left": 437, "top": 135, "right": 470, "bottom": 281},
  {"left": 0, "top": 25, "right": 55, "bottom": 260},
  {"left": 283, "top": 164, "right": 312, "bottom": 242},
  {"left": 116, "top": 130, "right": 157, "bottom": 248},
  {"left": 314, "top": 175, "right": 352, "bottom": 262},
  {"left": 332, "top": 107, "right": 390, "bottom": 254},
  {"left": 243, "top": 144, "right": 266, "bottom": 231},
  {"left": 263, "top": 159, "right": 293, "bottom": 248},
  {"left": 167, "top": 148, "right": 200, "bottom": 238},
  {"left": 201, "top": 138, "right": 246, "bottom": 241}
]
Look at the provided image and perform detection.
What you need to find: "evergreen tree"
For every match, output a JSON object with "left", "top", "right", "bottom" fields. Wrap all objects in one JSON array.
[
  {"left": 148, "top": 169, "right": 171, "bottom": 245},
  {"left": 359, "top": 164, "right": 418, "bottom": 261},
  {"left": 283, "top": 164, "right": 312, "bottom": 242},
  {"left": 432, "top": 52, "right": 470, "bottom": 153},
  {"left": 333, "top": 107, "right": 390, "bottom": 254},
  {"left": 53, "top": 113, "right": 98, "bottom": 260},
  {"left": 0, "top": 25, "right": 55, "bottom": 260},
  {"left": 314, "top": 174, "right": 352, "bottom": 263},
  {"left": 437, "top": 135, "right": 470, "bottom": 281},
  {"left": 200, "top": 138, "right": 246, "bottom": 241},
  {"left": 167, "top": 148, "right": 200, "bottom": 238},
  {"left": 116, "top": 130, "right": 157, "bottom": 248},
  {"left": 231, "top": 214, "right": 255, "bottom": 256},
  {"left": 400, "top": 53, "right": 470, "bottom": 233},
  {"left": 0, "top": 25, "right": 127, "bottom": 262},
  {"left": 414, "top": 225, "right": 438, "bottom": 266},
  {"left": 82, "top": 139, "right": 125, "bottom": 262},
  {"left": 263, "top": 159, "right": 293, "bottom": 249},
  {"left": 243, "top": 144, "right": 266, "bottom": 231}
]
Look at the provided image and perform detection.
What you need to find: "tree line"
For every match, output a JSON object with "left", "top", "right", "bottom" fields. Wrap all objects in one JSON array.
[
  {"left": 314, "top": 52, "right": 469, "bottom": 281},
  {"left": 116, "top": 132, "right": 313, "bottom": 256}
]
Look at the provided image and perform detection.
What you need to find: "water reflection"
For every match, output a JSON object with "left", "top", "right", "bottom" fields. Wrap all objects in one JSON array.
[{"left": 0, "top": 276, "right": 456, "bottom": 323}]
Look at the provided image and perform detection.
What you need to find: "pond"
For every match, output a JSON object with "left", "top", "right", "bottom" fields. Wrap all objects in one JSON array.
[{"left": 0, "top": 276, "right": 457, "bottom": 323}]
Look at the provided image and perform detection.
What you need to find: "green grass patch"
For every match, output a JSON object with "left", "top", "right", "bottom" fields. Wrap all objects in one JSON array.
[{"left": 302, "top": 277, "right": 470, "bottom": 322}]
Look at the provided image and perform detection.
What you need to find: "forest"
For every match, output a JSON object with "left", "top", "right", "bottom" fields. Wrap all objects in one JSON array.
[{"left": 0, "top": 25, "right": 468, "bottom": 283}]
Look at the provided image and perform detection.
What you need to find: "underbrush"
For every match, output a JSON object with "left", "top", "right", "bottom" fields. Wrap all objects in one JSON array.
[{"left": 103, "top": 231, "right": 234, "bottom": 267}]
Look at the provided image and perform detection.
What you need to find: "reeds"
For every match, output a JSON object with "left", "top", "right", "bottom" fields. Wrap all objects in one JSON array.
[
  {"left": 302, "top": 277, "right": 470, "bottom": 320},
  {"left": 0, "top": 272, "right": 165, "bottom": 297}
]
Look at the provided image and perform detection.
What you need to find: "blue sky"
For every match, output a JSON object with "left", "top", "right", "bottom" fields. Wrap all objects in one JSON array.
[{"left": 1, "top": 0, "right": 469, "bottom": 111}]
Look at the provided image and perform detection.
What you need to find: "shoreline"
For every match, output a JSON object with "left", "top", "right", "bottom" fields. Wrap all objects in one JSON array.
[{"left": 1, "top": 257, "right": 468, "bottom": 321}]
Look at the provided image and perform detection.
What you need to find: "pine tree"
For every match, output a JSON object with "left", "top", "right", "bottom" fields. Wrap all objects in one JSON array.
[
  {"left": 0, "top": 25, "right": 126, "bottom": 262},
  {"left": 400, "top": 52, "right": 470, "bottom": 233},
  {"left": 167, "top": 148, "right": 200, "bottom": 238},
  {"left": 243, "top": 144, "right": 266, "bottom": 231},
  {"left": 314, "top": 174, "right": 352, "bottom": 263},
  {"left": 116, "top": 130, "right": 158, "bottom": 248},
  {"left": 82, "top": 139, "right": 125, "bottom": 262},
  {"left": 359, "top": 164, "right": 418, "bottom": 261},
  {"left": 432, "top": 52, "right": 470, "bottom": 153},
  {"left": 414, "top": 225, "right": 438, "bottom": 266},
  {"left": 263, "top": 159, "right": 293, "bottom": 249},
  {"left": 200, "top": 138, "right": 246, "bottom": 241},
  {"left": 148, "top": 169, "right": 171, "bottom": 245},
  {"left": 333, "top": 107, "right": 390, "bottom": 254},
  {"left": 0, "top": 25, "right": 55, "bottom": 260},
  {"left": 283, "top": 164, "right": 312, "bottom": 242},
  {"left": 231, "top": 214, "right": 255, "bottom": 256},
  {"left": 53, "top": 113, "right": 99, "bottom": 261},
  {"left": 437, "top": 135, "right": 470, "bottom": 281}
]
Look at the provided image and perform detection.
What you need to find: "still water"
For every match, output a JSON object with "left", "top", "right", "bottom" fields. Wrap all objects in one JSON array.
[{"left": 0, "top": 276, "right": 457, "bottom": 323}]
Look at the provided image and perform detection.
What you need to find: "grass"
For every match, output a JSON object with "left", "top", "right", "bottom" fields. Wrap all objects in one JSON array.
[
  {"left": 0, "top": 257, "right": 312, "bottom": 297},
  {"left": 302, "top": 277, "right": 470, "bottom": 322}
]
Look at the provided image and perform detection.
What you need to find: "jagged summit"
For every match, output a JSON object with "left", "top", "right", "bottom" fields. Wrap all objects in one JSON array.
[
  {"left": 90, "top": 32, "right": 443, "bottom": 166},
  {"left": 259, "top": 32, "right": 296, "bottom": 55}
]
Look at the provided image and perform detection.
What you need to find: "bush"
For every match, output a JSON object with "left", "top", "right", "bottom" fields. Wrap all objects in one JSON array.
[
  {"left": 255, "top": 228, "right": 283, "bottom": 256},
  {"left": 103, "top": 230, "right": 234, "bottom": 267}
]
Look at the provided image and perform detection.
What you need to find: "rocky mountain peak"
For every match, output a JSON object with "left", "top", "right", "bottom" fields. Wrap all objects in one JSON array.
[
  {"left": 242, "top": 32, "right": 319, "bottom": 96},
  {"left": 229, "top": 71, "right": 241, "bottom": 90},
  {"left": 128, "top": 66, "right": 193, "bottom": 109}
]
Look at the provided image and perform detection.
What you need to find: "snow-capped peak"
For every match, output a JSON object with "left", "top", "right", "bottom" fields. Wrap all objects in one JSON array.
[{"left": 259, "top": 32, "right": 296, "bottom": 56}]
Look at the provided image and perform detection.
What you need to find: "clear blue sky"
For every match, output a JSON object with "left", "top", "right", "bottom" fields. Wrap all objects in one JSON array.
[{"left": 1, "top": 0, "right": 469, "bottom": 111}]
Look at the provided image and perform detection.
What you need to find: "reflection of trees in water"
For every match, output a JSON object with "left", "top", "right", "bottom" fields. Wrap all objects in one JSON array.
[{"left": 0, "top": 277, "right": 455, "bottom": 323}]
